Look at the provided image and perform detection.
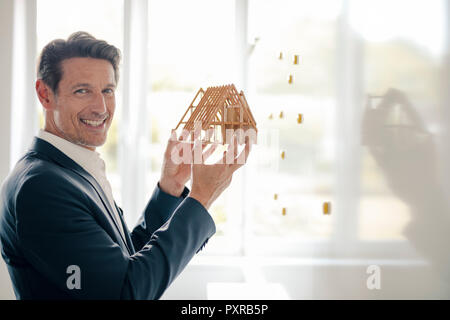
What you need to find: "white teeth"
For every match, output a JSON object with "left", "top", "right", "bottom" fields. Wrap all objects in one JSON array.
[{"left": 81, "top": 119, "right": 104, "bottom": 126}]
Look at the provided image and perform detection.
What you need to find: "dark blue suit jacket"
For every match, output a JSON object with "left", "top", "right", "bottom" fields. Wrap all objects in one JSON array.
[{"left": 0, "top": 137, "right": 215, "bottom": 299}]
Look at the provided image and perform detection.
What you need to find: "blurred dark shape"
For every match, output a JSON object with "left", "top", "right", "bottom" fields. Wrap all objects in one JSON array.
[{"left": 362, "top": 88, "right": 450, "bottom": 296}]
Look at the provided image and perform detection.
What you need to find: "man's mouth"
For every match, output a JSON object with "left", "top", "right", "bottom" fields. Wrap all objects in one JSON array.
[{"left": 80, "top": 117, "right": 108, "bottom": 128}]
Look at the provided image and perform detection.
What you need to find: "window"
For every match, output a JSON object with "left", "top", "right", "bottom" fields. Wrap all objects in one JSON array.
[
  {"left": 350, "top": 0, "right": 447, "bottom": 241},
  {"left": 33, "top": 0, "right": 449, "bottom": 259},
  {"left": 245, "top": 0, "right": 341, "bottom": 254}
]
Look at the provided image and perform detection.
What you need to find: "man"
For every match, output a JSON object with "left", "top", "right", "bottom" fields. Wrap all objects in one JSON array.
[{"left": 0, "top": 32, "right": 251, "bottom": 299}]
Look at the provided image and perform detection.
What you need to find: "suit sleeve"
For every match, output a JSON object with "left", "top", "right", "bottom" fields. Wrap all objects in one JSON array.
[
  {"left": 129, "top": 183, "right": 190, "bottom": 251},
  {"left": 15, "top": 173, "right": 215, "bottom": 300}
]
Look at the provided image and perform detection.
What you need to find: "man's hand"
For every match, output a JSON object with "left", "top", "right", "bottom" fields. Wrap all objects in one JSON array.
[
  {"left": 189, "top": 135, "right": 252, "bottom": 210},
  {"left": 159, "top": 130, "right": 193, "bottom": 197},
  {"left": 159, "top": 130, "right": 216, "bottom": 197}
]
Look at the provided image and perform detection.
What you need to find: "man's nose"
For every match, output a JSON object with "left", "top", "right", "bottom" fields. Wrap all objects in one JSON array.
[{"left": 90, "top": 92, "right": 107, "bottom": 114}]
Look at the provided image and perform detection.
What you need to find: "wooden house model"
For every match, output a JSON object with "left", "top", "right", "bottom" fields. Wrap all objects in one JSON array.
[{"left": 174, "top": 84, "right": 257, "bottom": 144}]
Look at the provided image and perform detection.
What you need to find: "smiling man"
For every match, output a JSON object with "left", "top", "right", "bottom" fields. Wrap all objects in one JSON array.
[
  {"left": 44, "top": 57, "right": 116, "bottom": 148},
  {"left": 0, "top": 32, "right": 250, "bottom": 299}
]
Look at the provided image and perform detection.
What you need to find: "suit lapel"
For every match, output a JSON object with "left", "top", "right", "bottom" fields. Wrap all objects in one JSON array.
[
  {"left": 29, "top": 137, "right": 132, "bottom": 255},
  {"left": 68, "top": 167, "right": 132, "bottom": 255},
  {"left": 115, "top": 202, "right": 136, "bottom": 254}
]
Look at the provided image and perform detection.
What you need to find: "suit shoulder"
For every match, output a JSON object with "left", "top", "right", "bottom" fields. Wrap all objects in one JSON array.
[
  {"left": 9, "top": 153, "right": 66, "bottom": 186},
  {"left": 2, "top": 153, "right": 84, "bottom": 207}
]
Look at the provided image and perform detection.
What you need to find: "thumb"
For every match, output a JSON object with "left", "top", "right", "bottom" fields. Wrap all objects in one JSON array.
[
  {"left": 192, "top": 139, "right": 203, "bottom": 165},
  {"left": 165, "top": 129, "right": 180, "bottom": 158}
]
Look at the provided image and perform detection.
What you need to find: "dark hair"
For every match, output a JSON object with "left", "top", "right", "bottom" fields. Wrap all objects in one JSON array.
[{"left": 37, "top": 31, "right": 121, "bottom": 94}]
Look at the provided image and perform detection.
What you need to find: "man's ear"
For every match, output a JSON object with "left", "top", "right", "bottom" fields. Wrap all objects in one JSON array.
[{"left": 36, "top": 79, "right": 55, "bottom": 110}]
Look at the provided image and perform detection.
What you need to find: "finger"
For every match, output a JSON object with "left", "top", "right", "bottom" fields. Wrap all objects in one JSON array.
[
  {"left": 216, "top": 150, "right": 227, "bottom": 165},
  {"left": 165, "top": 129, "right": 179, "bottom": 156},
  {"left": 229, "top": 138, "right": 251, "bottom": 172},
  {"left": 181, "top": 130, "right": 195, "bottom": 154},
  {"left": 168, "top": 129, "right": 178, "bottom": 144},
  {"left": 223, "top": 135, "right": 236, "bottom": 165},
  {"left": 233, "top": 133, "right": 238, "bottom": 160},
  {"left": 176, "top": 141, "right": 192, "bottom": 158},
  {"left": 192, "top": 139, "right": 203, "bottom": 165},
  {"left": 176, "top": 130, "right": 193, "bottom": 159},
  {"left": 236, "top": 135, "right": 252, "bottom": 162},
  {"left": 202, "top": 143, "right": 218, "bottom": 161},
  {"left": 178, "top": 129, "right": 190, "bottom": 142}
]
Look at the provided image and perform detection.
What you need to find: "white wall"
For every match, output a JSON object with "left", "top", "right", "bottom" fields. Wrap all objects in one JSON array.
[{"left": 0, "top": 0, "right": 17, "bottom": 300}]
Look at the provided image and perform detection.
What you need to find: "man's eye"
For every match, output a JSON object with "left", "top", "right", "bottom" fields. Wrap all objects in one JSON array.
[
  {"left": 103, "top": 88, "right": 114, "bottom": 94},
  {"left": 74, "top": 89, "right": 88, "bottom": 94}
]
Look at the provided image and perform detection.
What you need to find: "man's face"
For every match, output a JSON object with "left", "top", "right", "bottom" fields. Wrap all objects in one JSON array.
[{"left": 46, "top": 57, "right": 116, "bottom": 150}]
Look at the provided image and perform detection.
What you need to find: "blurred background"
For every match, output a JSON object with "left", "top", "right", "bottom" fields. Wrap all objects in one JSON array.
[{"left": 0, "top": 0, "right": 449, "bottom": 299}]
